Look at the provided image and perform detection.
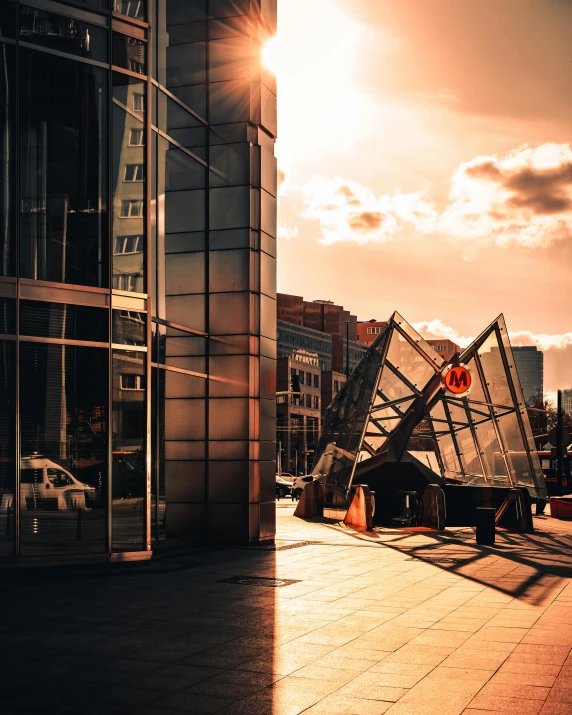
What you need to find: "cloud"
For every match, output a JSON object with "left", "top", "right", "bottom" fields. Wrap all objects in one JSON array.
[
  {"left": 301, "top": 143, "right": 572, "bottom": 249},
  {"left": 439, "top": 143, "right": 572, "bottom": 248},
  {"left": 412, "top": 319, "right": 474, "bottom": 348},
  {"left": 508, "top": 331, "right": 572, "bottom": 352},
  {"left": 277, "top": 223, "right": 298, "bottom": 240},
  {"left": 302, "top": 176, "right": 436, "bottom": 244},
  {"left": 413, "top": 319, "right": 572, "bottom": 353}
]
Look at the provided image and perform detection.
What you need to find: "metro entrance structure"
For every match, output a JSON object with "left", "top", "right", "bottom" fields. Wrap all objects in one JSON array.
[{"left": 303, "top": 313, "right": 547, "bottom": 530}]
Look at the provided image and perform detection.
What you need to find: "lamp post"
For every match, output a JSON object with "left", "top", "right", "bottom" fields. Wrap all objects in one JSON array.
[{"left": 344, "top": 321, "right": 350, "bottom": 378}]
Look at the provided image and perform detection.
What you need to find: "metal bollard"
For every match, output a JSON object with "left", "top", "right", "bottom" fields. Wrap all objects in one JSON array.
[{"left": 476, "top": 507, "right": 495, "bottom": 545}]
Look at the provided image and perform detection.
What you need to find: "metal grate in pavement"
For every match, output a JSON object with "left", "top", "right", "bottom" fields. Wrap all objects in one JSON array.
[
  {"left": 218, "top": 575, "right": 301, "bottom": 587},
  {"left": 276, "top": 541, "right": 322, "bottom": 551},
  {"left": 406, "top": 556, "right": 461, "bottom": 563}
]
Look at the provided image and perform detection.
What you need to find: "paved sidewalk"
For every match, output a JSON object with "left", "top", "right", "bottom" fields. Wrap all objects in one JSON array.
[{"left": 3, "top": 504, "right": 572, "bottom": 714}]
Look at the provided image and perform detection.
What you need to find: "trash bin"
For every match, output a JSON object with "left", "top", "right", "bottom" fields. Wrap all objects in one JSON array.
[{"left": 476, "top": 507, "right": 495, "bottom": 545}]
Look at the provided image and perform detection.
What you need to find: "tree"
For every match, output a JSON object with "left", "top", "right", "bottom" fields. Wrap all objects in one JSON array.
[{"left": 526, "top": 392, "right": 572, "bottom": 438}]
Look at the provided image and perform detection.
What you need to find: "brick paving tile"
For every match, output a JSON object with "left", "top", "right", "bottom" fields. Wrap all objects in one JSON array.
[
  {"left": 466, "top": 694, "right": 545, "bottom": 714},
  {"left": 539, "top": 702, "right": 572, "bottom": 714},
  {"left": 4, "top": 505, "right": 572, "bottom": 715}
]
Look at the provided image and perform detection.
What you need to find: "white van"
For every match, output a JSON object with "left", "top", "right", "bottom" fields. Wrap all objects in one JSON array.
[{"left": 20, "top": 455, "right": 98, "bottom": 510}]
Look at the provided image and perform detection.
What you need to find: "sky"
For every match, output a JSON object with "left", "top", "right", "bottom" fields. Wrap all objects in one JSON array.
[{"left": 266, "top": 0, "right": 572, "bottom": 400}]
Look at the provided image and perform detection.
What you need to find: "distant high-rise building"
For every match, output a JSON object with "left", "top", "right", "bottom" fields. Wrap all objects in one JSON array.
[
  {"left": 512, "top": 347, "right": 544, "bottom": 404},
  {"left": 562, "top": 389, "right": 572, "bottom": 417}
]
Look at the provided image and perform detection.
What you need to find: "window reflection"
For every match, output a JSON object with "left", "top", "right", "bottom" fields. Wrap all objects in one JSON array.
[
  {"left": 0, "top": 341, "right": 15, "bottom": 556},
  {"left": 112, "top": 350, "right": 146, "bottom": 550},
  {"left": 19, "top": 50, "right": 108, "bottom": 287},
  {"left": 112, "top": 309, "right": 146, "bottom": 346},
  {"left": 0, "top": 42, "right": 16, "bottom": 276},
  {"left": 113, "top": 74, "right": 146, "bottom": 294},
  {"left": 0, "top": 2, "right": 16, "bottom": 39},
  {"left": 112, "top": 31, "right": 146, "bottom": 75},
  {"left": 20, "top": 301, "right": 108, "bottom": 343},
  {"left": 19, "top": 7, "right": 108, "bottom": 63},
  {"left": 19, "top": 343, "right": 108, "bottom": 555},
  {"left": 114, "top": 0, "right": 146, "bottom": 21}
]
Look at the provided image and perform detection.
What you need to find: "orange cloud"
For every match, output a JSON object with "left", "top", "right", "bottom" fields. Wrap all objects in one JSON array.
[
  {"left": 439, "top": 143, "right": 572, "bottom": 248},
  {"left": 302, "top": 176, "right": 435, "bottom": 244},
  {"left": 300, "top": 144, "right": 572, "bottom": 250}
]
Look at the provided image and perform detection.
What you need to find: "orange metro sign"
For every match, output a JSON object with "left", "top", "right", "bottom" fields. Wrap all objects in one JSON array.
[{"left": 443, "top": 365, "right": 472, "bottom": 394}]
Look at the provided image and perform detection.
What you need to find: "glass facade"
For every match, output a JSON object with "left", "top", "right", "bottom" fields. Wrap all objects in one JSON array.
[
  {"left": 0, "top": 0, "right": 277, "bottom": 561},
  {"left": 313, "top": 313, "right": 547, "bottom": 501}
]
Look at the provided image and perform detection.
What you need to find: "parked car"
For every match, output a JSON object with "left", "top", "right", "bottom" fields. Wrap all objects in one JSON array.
[
  {"left": 276, "top": 475, "right": 294, "bottom": 500},
  {"left": 20, "top": 455, "right": 98, "bottom": 510},
  {"left": 292, "top": 475, "right": 316, "bottom": 500}
]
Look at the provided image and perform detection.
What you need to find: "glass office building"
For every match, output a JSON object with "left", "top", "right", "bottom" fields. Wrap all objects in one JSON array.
[{"left": 0, "top": 0, "right": 277, "bottom": 561}]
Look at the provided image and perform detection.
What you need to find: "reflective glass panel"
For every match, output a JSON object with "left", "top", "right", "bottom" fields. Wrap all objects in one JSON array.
[
  {"left": 114, "top": 0, "right": 146, "bottom": 21},
  {"left": 0, "top": 42, "right": 15, "bottom": 276},
  {"left": 112, "top": 309, "right": 146, "bottom": 346},
  {"left": 19, "top": 343, "right": 108, "bottom": 555},
  {"left": 0, "top": 2, "right": 16, "bottom": 39},
  {"left": 112, "top": 32, "right": 146, "bottom": 75},
  {"left": 312, "top": 335, "right": 385, "bottom": 489},
  {"left": 0, "top": 298, "right": 16, "bottom": 335},
  {"left": 19, "top": 50, "right": 108, "bottom": 287},
  {"left": 0, "top": 340, "right": 15, "bottom": 556},
  {"left": 478, "top": 330, "right": 513, "bottom": 412},
  {"left": 393, "top": 313, "right": 446, "bottom": 369},
  {"left": 20, "top": 301, "right": 108, "bottom": 343},
  {"left": 113, "top": 74, "right": 146, "bottom": 293},
  {"left": 19, "top": 7, "right": 108, "bottom": 63},
  {"left": 386, "top": 328, "right": 436, "bottom": 391},
  {"left": 112, "top": 350, "right": 146, "bottom": 550}
]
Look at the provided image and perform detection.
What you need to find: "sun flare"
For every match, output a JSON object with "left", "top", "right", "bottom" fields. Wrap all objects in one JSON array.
[{"left": 262, "top": 37, "right": 278, "bottom": 74}]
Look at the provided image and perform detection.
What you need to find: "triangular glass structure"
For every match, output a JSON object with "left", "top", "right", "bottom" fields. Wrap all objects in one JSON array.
[{"left": 312, "top": 312, "right": 547, "bottom": 500}]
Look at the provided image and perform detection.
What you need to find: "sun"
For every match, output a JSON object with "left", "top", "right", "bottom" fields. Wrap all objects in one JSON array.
[{"left": 262, "top": 37, "right": 279, "bottom": 74}]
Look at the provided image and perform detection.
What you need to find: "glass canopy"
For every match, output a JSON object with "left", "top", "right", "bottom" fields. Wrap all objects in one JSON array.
[{"left": 312, "top": 313, "right": 547, "bottom": 499}]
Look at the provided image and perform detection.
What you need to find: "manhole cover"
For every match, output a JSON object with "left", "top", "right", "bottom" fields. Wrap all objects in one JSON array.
[
  {"left": 407, "top": 556, "right": 459, "bottom": 563},
  {"left": 405, "top": 543, "right": 445, "bottom": 551},
  {"left": 276, "top": 541, "right": 321, "bottom": 551},
  {"left": 218, "top": 575, "right": 300, "bottom": 587}
]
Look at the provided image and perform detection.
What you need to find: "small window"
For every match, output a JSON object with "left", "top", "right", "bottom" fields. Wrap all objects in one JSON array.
[
  {"left": 119, "top": 200, "right": 144, "bottom": 217},
  {"left": 47, "top": 469, "right": 74, "bottom": 488},
  {"left": 313, "top": 375, "right": 319, "bottom": 388},
  {"left": 119, "top": 310, "right": 145, "bottom": 324},
  {"left": 290, "top": 367, "right": 296, "bottom": 376},
  {"left": 114, "top": 235, "right": 142, "bottom": 254},
  {"left": 114, "top": 0, "right": 145, "bottom": 21},
  {"left": 113, "top": 274, "right": 138, "bottom": 291},
  {"left": 306, "top": 373, "right": 312, "bottom": 386},
  {"left": 120, "top": 374, "right": 144, "bottom": 390},
  {"left": 132, "top": 93, "right": 144, "bottom": 111},
  {"left": 299, "top": 370, "right": 305, "bottom": 383},
  {"left": 305, "top": 394, "right": 312, "bottom": 408},
  {"left": 129, "top": 129, "right": 145, "bottom": 146},
  {"left": 314, "top": 395, "right": 319, "bottom": 409},
  {"left": 124, "top": 164, "right": 144, "bottom": 182}
]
